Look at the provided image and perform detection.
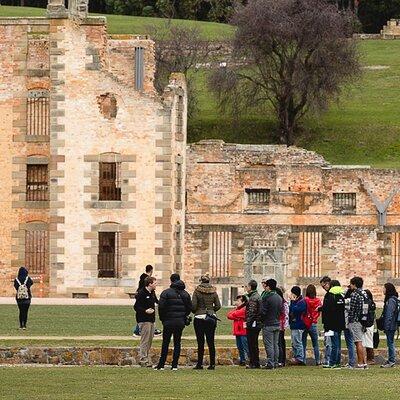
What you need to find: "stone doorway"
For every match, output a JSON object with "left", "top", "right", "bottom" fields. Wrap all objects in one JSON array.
[{"left": 244, "top": 236, "right": 287, "bottom": 288}]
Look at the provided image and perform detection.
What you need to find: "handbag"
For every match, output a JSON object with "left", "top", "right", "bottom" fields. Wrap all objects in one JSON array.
[{"left": 373, "top": 330, "right": 380, "bottom": 349}]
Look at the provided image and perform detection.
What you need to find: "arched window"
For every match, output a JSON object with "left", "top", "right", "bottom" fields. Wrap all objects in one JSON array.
[{"left": 27, "top": 89, "right": 50, "bottom": 137}]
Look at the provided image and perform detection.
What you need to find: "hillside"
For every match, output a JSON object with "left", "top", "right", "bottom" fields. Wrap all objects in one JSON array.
[{"left": 1, "top": 7, "right": 400, "bottom": 167}]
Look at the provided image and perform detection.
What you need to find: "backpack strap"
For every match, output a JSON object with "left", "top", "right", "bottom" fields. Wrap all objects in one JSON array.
[
  {"left": 23, "top": 276, "right": 28, "bottom": 285},
  {"left": 16, "top": 278, "right": 21, "bottom": 286}
]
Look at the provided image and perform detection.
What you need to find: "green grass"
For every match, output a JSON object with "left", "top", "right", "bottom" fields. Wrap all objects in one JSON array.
[
  {"left": 0, "top": 6, "right": 234, "bottom": 40},
  {"left": 1, "top": 366, "right": 400, "bottom": 399},
  {"left": 191, "top": 40, "right": 400, "bottom": 168}
]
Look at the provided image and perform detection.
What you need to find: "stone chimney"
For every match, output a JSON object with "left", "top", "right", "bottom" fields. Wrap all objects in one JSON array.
[
  {"left": 46, "top": 0, "right": 89, "bottom": 19},
  {"left": 46, "top": 0, "right": 68, "bottom": 18}
]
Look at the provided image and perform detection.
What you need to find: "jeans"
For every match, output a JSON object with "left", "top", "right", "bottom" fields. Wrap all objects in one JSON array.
[
  {"left": 247, "top": 327, "right": 261, "bottom": 367},
  {"left": 344, "top": 328, "right": 356, "bottom": 367},
  {"left": 157, "top": 324, "right": 184, "bottom": 368},
  {"left": 235, "top": 335, "right": 249, "bottom": 363},
  {"left": 194, "top": 318, "right": 217, "bottom": 366},
  {"left": 291, "top": 329, "right": 305, "bottom": 362},
  {"left": 278, "top": 330, "right": 286, "bottom": 365},
  {"left": 324, "top": 335, "right": 332, "bottom": 365},
  {"left": 386, "top": 330, "right": 396, "bottom": 364},
  {"left": 17, "top": 302, "right": 30, "bottom": 328},
  {"left": 302, "top": 323, "right": 320, "bottom": 364},
  {"left": 262, "top": 325, "right": 280, "bottom": 367},
  {"left": 329, "top": 331, "right": 342, "bottom": 366}
]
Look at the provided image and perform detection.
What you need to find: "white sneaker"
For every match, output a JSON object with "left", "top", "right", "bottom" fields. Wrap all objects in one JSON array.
[
  {"left": 381, "top": 362, "right": 395, "bottom": 368},
  {"left": 171, "top": 367, "right": 178, "bottom": 371}
]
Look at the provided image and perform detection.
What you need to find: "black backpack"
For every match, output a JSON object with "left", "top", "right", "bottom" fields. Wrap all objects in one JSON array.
[{"left": 360, "top": 290, "right": 375, "bottom": 328}]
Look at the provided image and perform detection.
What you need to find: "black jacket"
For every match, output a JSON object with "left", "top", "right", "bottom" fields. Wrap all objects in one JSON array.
[
  {"left": 261, "top": 291, "right": 282, "bottom": 327},
  {"left": 321, "top": 288, "right": 345, "bottom": 332},
  {"left": 158, "top": 280, "right": 192, "bottom": 328},
  {"left": 134, "top": 287, "right": 158, "bottom": 323},
  {"left": 14, "top": 267, "right": 33, "bottom": 303},
  {"left": 246, "top": 290, "right": 262, "bottom": 329},
  {"left": 137, "top": 273, "right": 149, "bottom": 292}
]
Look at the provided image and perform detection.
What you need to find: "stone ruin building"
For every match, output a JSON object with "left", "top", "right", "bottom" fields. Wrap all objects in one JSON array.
[
  {"left": 0, "top": 1, "right": 399, "bottom": 302},
  {"left": 0, "top": 0, "right": 187, "bottom": 297}
]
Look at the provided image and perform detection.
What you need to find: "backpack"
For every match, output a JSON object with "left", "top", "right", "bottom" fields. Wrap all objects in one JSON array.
[
  {"left": 360, "top": 290, "right": 375, "bottom": 328},
  {"left": 16, "top": 277, "right": 29, "bottom": 300}
]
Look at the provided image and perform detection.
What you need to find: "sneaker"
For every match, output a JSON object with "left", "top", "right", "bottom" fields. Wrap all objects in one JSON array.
[
  {"left": 263, "top": 365, "right": 274, "bottom": 370},
  {"left": 381, "top": 362, "right": 395, "bottom": 368},
  {"left": 22, "top": 327, "right": 26, "bottom": 330},
  {"left": 331, "top": 364, "right": 341, "bottom": 369},
  {"left": 246, "top": 365, "right": 261, "bottom": 369},
  {"left": 132, "top": 333, "right": 140, "bottom": 338},
  {"left": 346, "top": 365, "right": 354, "bottom": 369},
  {"left": 322, "top": 364, "right": 332, "bottom": 369},
  {"left": 193, "top": 365, "right": 203, "bottom": 370},
  {"left": 355, "top": 364, "right": 368, "bottom": 370},
  {"left": 171, "top": 367, "right": 178, "bottom": 371},
  {"left": 207, "top": 365, "right": 215, "bottom": 370},
  {"left": 153, "top": 366, "right": 164, "bottom": 370},
  {"left": 154, "top": 329, "right": 162, "bottom": 336}
]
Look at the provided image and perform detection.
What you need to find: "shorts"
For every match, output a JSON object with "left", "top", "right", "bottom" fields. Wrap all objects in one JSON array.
[{"left": 348, "top": 322, "right": 364, "bottom": 343}]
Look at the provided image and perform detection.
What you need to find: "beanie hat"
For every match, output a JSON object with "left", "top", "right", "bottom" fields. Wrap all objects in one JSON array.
[{"left": 291, "top": 286, "right": 301, "bottom": 297}]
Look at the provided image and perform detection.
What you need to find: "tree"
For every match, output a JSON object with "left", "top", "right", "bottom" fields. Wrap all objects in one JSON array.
[
  {"left": 358, "top": 0, "right": 400, "bottom": 33},
  {"left": 209, "top": 0, "right": 360, "bottom": 146},
  {"left": 151, "top": 22, "right": 211, "bottom": 117}
]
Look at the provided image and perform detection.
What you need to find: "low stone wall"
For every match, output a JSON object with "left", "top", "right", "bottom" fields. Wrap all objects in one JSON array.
[{"left": 0, "top": 347, "right": 396, "bottom": 366}]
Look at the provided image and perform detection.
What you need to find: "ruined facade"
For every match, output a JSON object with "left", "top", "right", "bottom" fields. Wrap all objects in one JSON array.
[
  {"left": 184, "top": 141, "right": 400, "bottom": 304},
  {"left": 381, "top": 20, "right": 400, "bottom": 38},
  {"left": 0, "top": 0, "right": 187, "bottom": 297}
]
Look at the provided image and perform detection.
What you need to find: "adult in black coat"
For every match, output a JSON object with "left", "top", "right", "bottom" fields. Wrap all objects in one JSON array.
[
  {"left": 14, "top": 267, "right": 34, "bottom": 329},
  {"left": 155, "top": 274, "right": 192, "bottom": 370}
]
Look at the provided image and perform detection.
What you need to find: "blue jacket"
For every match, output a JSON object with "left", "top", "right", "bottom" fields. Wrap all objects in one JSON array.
[
  {"left": 383, "top": 296, "right": 398, "bottom": 332},
  {"left": 289, "top": 296, "right": 306, "bottom": 330}
]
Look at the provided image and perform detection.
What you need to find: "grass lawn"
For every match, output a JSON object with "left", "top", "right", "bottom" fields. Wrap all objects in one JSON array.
[
  {"left": 0, "top": 6, "right": 234, "bottom": 40},
  {"left": 1, "top": 366, "right": 400, "bottom": 399}
]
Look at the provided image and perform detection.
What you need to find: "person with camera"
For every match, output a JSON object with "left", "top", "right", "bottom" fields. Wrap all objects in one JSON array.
[
  {"left": 192, "top": 275, "right": 221, "bottom": 370},
  {"left": 154, "top": 274, "right": 192, "bottom": 370}
]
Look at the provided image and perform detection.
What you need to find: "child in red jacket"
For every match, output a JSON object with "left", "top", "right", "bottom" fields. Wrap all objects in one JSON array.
[{"left": 227, "top": 295, "right": 249, "bottom": 366}]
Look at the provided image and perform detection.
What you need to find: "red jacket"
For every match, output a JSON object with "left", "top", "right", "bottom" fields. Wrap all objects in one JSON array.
[
  {"left": 227, "top": 305, "right": 247, "bottom": 336},
  {"left": 303, "top": 297, "right": 322, "bottom": 329}
]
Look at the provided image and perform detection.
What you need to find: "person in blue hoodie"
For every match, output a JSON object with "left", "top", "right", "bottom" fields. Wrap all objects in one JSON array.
[{"left": 289, "top": 286, "right": 306, "bottom": 365}]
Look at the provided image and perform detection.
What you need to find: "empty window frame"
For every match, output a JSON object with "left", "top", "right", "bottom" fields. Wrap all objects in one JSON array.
[
  {"left": 245, "top": 188, "right": 270, "bottom": 206},
  {"left": 392, "top": 232, "right": 400, "bottom": 278},
  {"left": 26, "top": 164, "right": 49, "bottom": 201},
  {"left": 98, "top": 231, "right": 121, "bottom": 278},
  {"left": 333, "top": 193, "right": 356, "bottom": 214},
  {"left": 27, "top": 90, "right": 50, "bottom": 136},
  {"left": 299, "top": 231, "right": 322, "bottom": 278},
  {"left": 176, "top": 95, "right": 184, "bottom": 135},
  {"left": 135, "top": 47, "right": 145, "bottom": 91},
  {"left": 25, "top": 230, "right": 48, "bottom": 275},
  {"left": 176, "top": 161, "right": 182, "bottom": 204},
  {"left": 209, "top": 231, "right": 232, "bottom": 278},
  {"left": 99, "top": 162, "right": 122, "bottom": 201}
]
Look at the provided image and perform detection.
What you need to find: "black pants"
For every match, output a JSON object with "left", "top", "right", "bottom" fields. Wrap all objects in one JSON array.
[
  {"left": 194, "top": 318, "right": 217, "bottom": 366},
  {"left": 157, "top": 325, "right": 184, "bottom": 368},
  {"left": 278, "top": 330, "right": 286, "bottom": 365},
  {"left": 247, "top": 327, "right": 261, "bottom": 367},
  {"left": 17, "top": 301, "right": 30, "bottom": 328}
]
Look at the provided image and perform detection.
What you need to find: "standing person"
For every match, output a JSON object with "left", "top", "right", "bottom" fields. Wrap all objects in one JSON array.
[
  {"left": 289, "top": 286, "right": 306, "bottom": 365},
  {"left": 155, "top": 274, "right": 192, "bottom": 371},
  {"left": 321, "top": 280, "right": 345, "bottom": 369},
  {"left": 245, "top": 279, "right": 262, "bottom": 369},
  {"left": 380, "top": 283, "right": 398, "bottom": 368},
  {"left": 343, "top": 285, "right": 356, "bottom": 369},
  {"left": 362, "top": 289, "right": 376, "bottom": 365},
  {"left": 276, "top": 287, "right": 289, "bottom": 367},
  {"left": 133, "top": 265, "right": 161, "bottom": 337},
  {"left": 260, "top": 278, "right": 283, "bottom": 369},
  {"left": 134, "top": 276, "right": 157, "bottom": 367},
  {"left": 227, "top": 295, "right": 249, "bottom": 366},
  {"left": 302, "top": 284, "right": 322, "bottom": 365},
  {"left": 348, "top": 276, "right": 367, "bottom": 369},
  {"left": 14, "top": 267, "right": 33, "bottom": 330},
  {"left": 192, "top": 275, "right": 221, "bottom": 370},
  {"left": 320, "top": 276, "right": 332, "bottom": 366}
]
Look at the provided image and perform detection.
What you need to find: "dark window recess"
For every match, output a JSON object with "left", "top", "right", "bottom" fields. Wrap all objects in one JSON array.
[
  {"left": 27, "top": 91, "right": 50, "bottom": 136},
  {"left": 245, "top": 188, "right": 270, "bottom": 206},
  {"left": 99, "top": 162, "right": 121, "bottom": 201},
  {"left": 333, "top": 193, "right": 356, "bottom": 214},
  {"left": 135, "top": 47, "right": 144, "bottom": 91},
  {"left": 25, "top": 230, "right": 48, "bottom": 275},
  {"left": 176, "top": 95, "right": 184, "bottom": 134},
  {"left": 26, "top": 164, "right": 49, "bottom": 201},
  {"left": 98, "top": 231, "right": 121, "bottom": 278}
]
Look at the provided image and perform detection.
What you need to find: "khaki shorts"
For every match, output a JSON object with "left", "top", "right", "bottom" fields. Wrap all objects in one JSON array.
[{"left": 348, "top": 322, "right": 364, "bottom": 343}]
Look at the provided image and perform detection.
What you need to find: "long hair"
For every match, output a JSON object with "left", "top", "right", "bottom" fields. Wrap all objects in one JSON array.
[
  {"left": 384, "top": 283, "right": 398, "bottom": 303},
  {"left": 305, "top": 284, "right": 317, "bottom": 299}
]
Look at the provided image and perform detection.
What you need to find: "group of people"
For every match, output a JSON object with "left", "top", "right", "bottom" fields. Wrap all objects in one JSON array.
[
  {"left": 226, "top": 276, "right": 399, "bottom": 370},
  {"left": 134, "top": 267, "right": 399, "bottom": 370}
]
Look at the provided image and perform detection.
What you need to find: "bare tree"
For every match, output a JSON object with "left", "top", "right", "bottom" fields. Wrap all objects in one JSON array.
[
  {"left": 151, "top": 23, "right": 212, "bottom": 117},
  {"left": 209, "top": 0, "right": 361, "bottom": 145}
]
